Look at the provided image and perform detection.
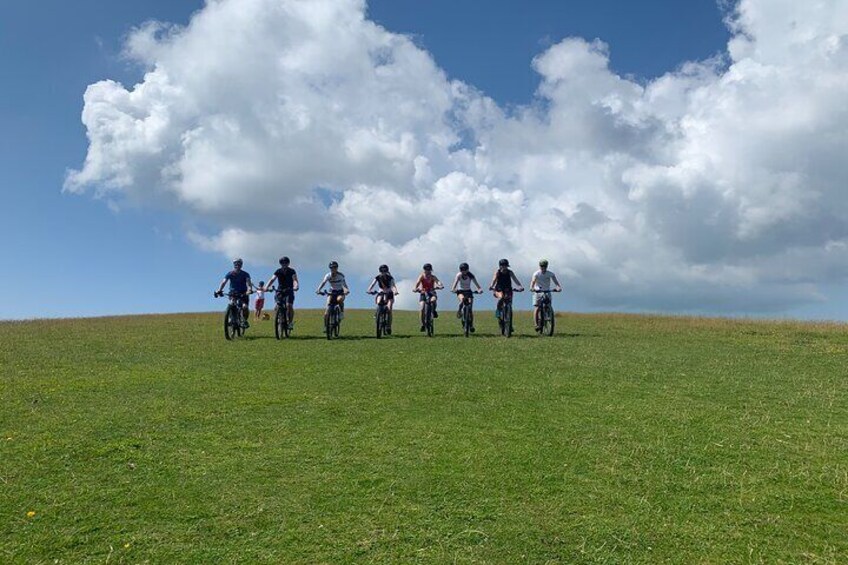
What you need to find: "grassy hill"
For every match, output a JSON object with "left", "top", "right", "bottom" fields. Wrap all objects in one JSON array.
[{"left": 1, "top": 310, "right": 846, "bottom": 563}]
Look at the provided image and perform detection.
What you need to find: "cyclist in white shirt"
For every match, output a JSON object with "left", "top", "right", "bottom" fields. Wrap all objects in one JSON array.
[
  {"left": 530, "top": 259, "right": 562, "bottom": 331},
  {"left": 316, "top": 260, "right": 350, "bottom": 322},
  {"left": 450, "top": 262, "right": 482, "bottom": 324}
]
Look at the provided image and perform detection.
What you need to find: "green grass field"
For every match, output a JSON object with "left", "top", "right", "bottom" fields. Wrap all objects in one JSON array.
[{"left": 2, "top": 309, "right": 846, "bottom": 563}]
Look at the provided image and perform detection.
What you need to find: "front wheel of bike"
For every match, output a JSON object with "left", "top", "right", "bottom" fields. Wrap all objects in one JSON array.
[
  {"left": 544, "top": 305, "right": 555, "bottom": 336},
  {"left": 275, "top": 307, "right": 285, "bottom": 340},
  {"left": 375, "top": 306, "right": 384, "bottom": 339},
  {"left": 503, "top": 305, "right": 513, "bottom": 338},
  {"left": 224, "top": 305, "right": 238, "bottom": 340}
]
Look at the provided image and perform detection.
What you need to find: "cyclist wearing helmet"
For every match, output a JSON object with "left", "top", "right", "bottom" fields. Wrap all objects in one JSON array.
[
  {"left": 367, "top": 264, "right": 400, "bottom": 332},
  {"left": 214, "top": 258, "right": 254, "bottom": 328},
  {"left": 530, "top": 259, "right": 562, "bottom": 331},
  {"left": 316, "top": 260, "right": 350, "bottom": 322},
  {"left": 413, "top": 263, "right": 444, "bottom": 332},
  {"left": 265, "top": 256, "right": 299, "bottom": 330},
  {"left": 489, "top": 258, "right": 524, "bottom": 320},
  {"left": 450, "top": 262, "right": 482, "bottom": 326}
]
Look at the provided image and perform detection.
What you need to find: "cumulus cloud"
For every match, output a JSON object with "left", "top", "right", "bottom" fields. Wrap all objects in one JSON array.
[{"left": 67, "top": 0, "right": 848, "bottom": 313}]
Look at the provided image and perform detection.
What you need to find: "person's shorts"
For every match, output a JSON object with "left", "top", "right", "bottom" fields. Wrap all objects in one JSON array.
[
  {"left": 328, "top": 289, "right": 345, "bottom": 303},
  {"left": 376, "top": 291, "right": 394, "bottom": 303},
  {"left": 232, "top": 293, "right": 250, "bottom": 307},
  {"left": 255, "top": 298, "right": 265, "bottom": 310},
  {"left": 533, "top": 291, "right": 551, "bottom": 306},
  {"left": 494, "top": 287, "right": 514, "bottom": 300},
  {"left": 456, "top": 290, "right": 474, "bottom": 301},
  {"left": 419, "top": 291, "right": 437, "bottom": 302},
  {"left": 275, "top": 289, "right": 295, "bottom": 305}
]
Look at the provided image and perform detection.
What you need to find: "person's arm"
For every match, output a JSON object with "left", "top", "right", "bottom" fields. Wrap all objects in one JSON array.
[
  {"left": 412, "top": 275, "right": 422, "bottom": 293},
  {"left": 216, "top": 277, "right": 228, "bottom": 294},
  {"left": 367, "top": 278, "right": 377, "bottom": 293},
  {"left": 433, "top": 275, "right": 444, "bottom": 290},
  {"left": 342, "top": 277, "right": 350, "bottom": 294},
  {"left": 292, "top": 272, "right": 299, "bottom": 292},
  {"left": 392, "top": 279, "right": 400, "bottom": 294},
  {"left": 472, "top": 275, "right": 482, "bottom": 291},
  {"left": 511, "top": 271, "right": 524, "bottom": 290},
  {"left": 489, "top": 271, "right": 498, "bottom": 290},
  {"left": 530, "top": 273, "right": 538, "bottom": 291},
  {"left": 265, "top": 274, "right": 277, "bottom": 291},
  {"left": 316, "top": 274, "right": 328, "bottom": 293},
  {"left": 450, "top": 273, "right": 459, "bottom": 292},
  {"left": 247, "top": 276, "right": 255, "bottom": 293},
  {"left": 552, "top": 273, "right": 562, "bottom": 291}
]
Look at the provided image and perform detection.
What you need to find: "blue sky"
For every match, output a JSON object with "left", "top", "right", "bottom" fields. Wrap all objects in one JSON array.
[{"left": 2, "top": 0, "right": 846, "bottom": 320}]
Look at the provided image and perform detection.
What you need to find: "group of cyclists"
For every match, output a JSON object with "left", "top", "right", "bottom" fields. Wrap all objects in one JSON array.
[{"left": 214, "top": 256, "right": 563, "bottom": 335}]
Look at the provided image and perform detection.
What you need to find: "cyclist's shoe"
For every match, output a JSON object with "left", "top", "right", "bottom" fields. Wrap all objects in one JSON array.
[
  {"left": 456, "top": 308, "right": 462, "bottom": 319},
  {"left": 420, "top": 325, "right": 425, "bottom": 332},
  {"left": 242, "top": 321, "right": 250, "bottom": 329},
  {"left": 433, "top": 308, "right": 438, "bottom": 318},
  {"left": 495, "top": 309, "right": 501, "bottom": 319},
  {"left": 470, "top": 326, "right": 476, "bottom": 333},
  {"left": 288, "top": 322, "right": 294, "bottom": 331},
  {"left": 386, "top": 326, "right": 392, "bottom": 335}
]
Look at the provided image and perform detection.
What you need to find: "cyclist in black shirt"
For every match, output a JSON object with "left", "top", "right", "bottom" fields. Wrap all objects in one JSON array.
[
  {"left": 265, "top": 256, "right": 300, "bottom": 330},
  {"left": 489, "top": 258, "right": 524, "bottom": 320},
  {"left": 367, "top": 264, "right": 400, "bottom": 330}
]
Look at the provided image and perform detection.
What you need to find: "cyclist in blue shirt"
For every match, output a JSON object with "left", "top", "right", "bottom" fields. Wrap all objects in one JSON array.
[{"left": 214, "top": 258, "right": 255, "bottom": 328}]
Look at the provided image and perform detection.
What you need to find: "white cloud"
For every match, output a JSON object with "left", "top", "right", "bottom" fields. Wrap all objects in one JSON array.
[{"left": 67, "top": 0, "right": 848, "bottom": 313}]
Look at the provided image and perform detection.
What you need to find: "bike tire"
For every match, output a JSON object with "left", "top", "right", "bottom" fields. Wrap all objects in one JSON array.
[
  {"left": 425, "top": 303, "right": 434, "bottom": 337},
  {"left": 504, "top": 304, "right": 513, "bottom": 338},
  {"left": 224, "top": 305, "right": 237, "bottom": 340},
  {"left": 462, "top": 305, "right": 470, "bottom": 337},
  {"left": 275, "top": 306, "right": 285, "bottom": 340},
  {"left": 325, "top": 307, "right": 333, "bottom": 340},
  {"left": 376, "top": 305, "right": 383, "bottom": 339},
  {"left": 545, "top": 305, "right": 555, "bottom": 336},
  {"left": 333, "top": 307, "right": 341, "bottom": 338}
]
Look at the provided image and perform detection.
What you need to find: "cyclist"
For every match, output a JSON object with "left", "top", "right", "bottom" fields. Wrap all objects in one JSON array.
[
  {"left": 367, "top": 264, "right": 400, "bottom": 334},
  {"left": 265, "top": 256, "right": 299, "bottom": 330},
  {"left": 489, "top": 258, "right": 524, "bottom": 322},
  {"left": 214, "top": 258, "right": 254, "bottom": 328},
  {"left": 530, "top": 259, "right": 562, "bottom": 331},
  {"left": 413, "top": 263, "right": 444, "bottom": 332},
  {"left": 254, "top": 281, "right": 267, "bottom": 320},
  {"left": 450, "top": 262, "right": 482, "bottom": 331},
  {"left": 316, "top": 260, "right": 350, "bottom": 325}
]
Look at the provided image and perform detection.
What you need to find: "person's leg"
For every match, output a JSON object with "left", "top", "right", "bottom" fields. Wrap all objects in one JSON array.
[
  {"left": 431, "top": 293, "right": 438, "bottom": 317},
  {"left": 419, "top": 295, "right": 426, "bottom": 330},
  {"left": 456, "top": 294, "right": 464, "bottom": 317},
  {"left": 337, "top": 293, "right": 345, "bottom": 317}
]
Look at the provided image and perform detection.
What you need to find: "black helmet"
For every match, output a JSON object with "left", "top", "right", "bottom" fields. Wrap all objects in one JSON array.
[
  {"left": 379, "top": 264, "right": 389, "bottom": 273},
  {"left": 499, "top": 258, "right": 509, "bottom": 267},
  {"left": 459, "top": 262, "right": 469, "bottom": 271},
  {"left": 423, "top": 263, "right": 432, "bottom": 271},
  {"left": 279, "top": 256, "right": 290, "bottom": 265},
  {"left": 329, "top": 260, "right": 339, "bottom": 269}
]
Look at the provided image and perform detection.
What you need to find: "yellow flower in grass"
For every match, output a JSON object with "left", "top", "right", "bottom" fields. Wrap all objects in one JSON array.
[{"left": 26, "top": 511, "right": 36, "bottom": 518}]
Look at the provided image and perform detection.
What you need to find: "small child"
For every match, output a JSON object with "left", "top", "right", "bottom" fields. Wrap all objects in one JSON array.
[{"left": 254, "top": 281, "right": 266, "bottom": 320}]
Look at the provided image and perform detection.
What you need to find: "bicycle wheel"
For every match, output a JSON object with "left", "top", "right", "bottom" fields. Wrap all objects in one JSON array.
[
  {"left": 425, "top": 302, "right": 434, "bottom": 337},
  {"left": 504, "top": 304, "right": 513, "bottom": 338},
  {"left": 333, "top": 306, "right": 341, "bottom": 338},
  {"left": 224, "top": 305, "right": 237, "bottom": 340},
  {"left": 325, "top": 307, "right": 333, "bottom": 340},
  {"left": 544, "top": 304, "right": 555, "bottom": 336},
  {"left": 462, "top": 304, "right": 470, "bottom": 337},
  {"left": 275, "top": 306, "right": 285, "bottom": 340},
  {"left": 376, "top": 305, "right": 383, "bottom": 338}
]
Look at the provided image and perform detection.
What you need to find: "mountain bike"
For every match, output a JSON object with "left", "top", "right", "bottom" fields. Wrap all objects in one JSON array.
[
  {"left": 454, "top": 290, "right": 482, "bottom": 337},
  {"left": 421, "top": 292, "right": 437, "bottom": 337},
  {"left": 319, "top": 291, "right": 343, "bottom": 340},
  {"left": 273, "top": 287, "right": 294, "bottom": 340},
  {"left": 216, "top": 291, "right": 250, "bottom": 340},
  {"left": 368, "top": 291, "right": 393, "bottom": 338},
  {"left": 494, "top": 288, "right": 523, "bottom": 338},
  {"left": 533, "top": 289, "right": 560, "bottom": 336}
]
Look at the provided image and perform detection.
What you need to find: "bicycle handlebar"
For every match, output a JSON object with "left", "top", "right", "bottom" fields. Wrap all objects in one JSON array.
[{"left": 531, "top": 289, "right": 561, "bottom": 293}]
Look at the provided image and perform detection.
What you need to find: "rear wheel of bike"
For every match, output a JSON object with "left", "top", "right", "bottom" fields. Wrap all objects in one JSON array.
[
  {"left": 224, "top": 305, "right": 238, "bottom": 340},
  {"left": 544, "top": 304, "right": 555, "bottom": 336}
]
